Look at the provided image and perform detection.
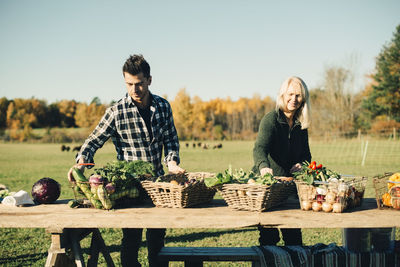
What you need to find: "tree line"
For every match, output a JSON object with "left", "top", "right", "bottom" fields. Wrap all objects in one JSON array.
[
  {"left": 1, "top": 25, "right": 399, "bottom": 142},
  {"left": 0, "top": 97, "right": 107, "bottom": 141}
]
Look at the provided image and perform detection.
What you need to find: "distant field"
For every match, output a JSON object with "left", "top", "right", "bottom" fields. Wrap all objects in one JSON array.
[{"left": 0, "top": 140, "right": 399, "bottom": 266}]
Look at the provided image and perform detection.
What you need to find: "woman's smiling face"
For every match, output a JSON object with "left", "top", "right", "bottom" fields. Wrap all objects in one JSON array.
[{"left": 283, "top": 83, "right": 303, "bottom": 113}]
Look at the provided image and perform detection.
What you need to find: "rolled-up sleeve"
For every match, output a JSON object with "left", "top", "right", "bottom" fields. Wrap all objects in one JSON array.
[{"left": 162, "top": 105, "right": 180, "bottom": 165}]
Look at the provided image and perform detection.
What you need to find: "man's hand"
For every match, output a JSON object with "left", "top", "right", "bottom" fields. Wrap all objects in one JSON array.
[
  {"left": 260, "top": 167, "right": 273, "bottom": 176},
  {"left": 67, "top": 158, "right": 85, "bottom": 182},
  {"left": 289, "top": 163, "right": 302, "bottom": 174},
  {"left": 167, "top": 161, "right": 185, "bottom": 174}
]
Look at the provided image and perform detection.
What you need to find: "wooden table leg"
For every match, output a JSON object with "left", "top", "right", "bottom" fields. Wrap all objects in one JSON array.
[
  {"left": 45, "top": 229, "right": 74, "bottom": 267},
  {"left": 45, "top": 228, "right": 115, "bottom": 267}
]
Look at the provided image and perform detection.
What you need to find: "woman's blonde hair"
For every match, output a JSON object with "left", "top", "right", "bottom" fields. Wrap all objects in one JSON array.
[{"left": 275, "top": 76, "right": 311, "bottom": 129}]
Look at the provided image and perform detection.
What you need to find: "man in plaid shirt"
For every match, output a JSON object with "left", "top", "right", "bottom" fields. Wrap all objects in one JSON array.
[{"left": 68, "top": 54, "right": 184, "bottom": 267}]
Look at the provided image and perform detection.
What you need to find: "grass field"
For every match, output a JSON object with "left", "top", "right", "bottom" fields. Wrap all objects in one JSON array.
[{"left": 0, "top": 140, "right": 399, "bottom": 266}]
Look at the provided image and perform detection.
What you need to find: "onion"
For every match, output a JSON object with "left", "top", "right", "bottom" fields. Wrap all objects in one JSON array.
[
  {"left": 332, "top": 202, "right": 343, "bottom": 213},
  {"left": 316, "top": 194, "right": 325, "bottom": 202},
  {"left": 316, "top": 187, "right": 327, "bottom": 195},
  {"left": 322, "top": 202, "right": 333, "bottom": 212},
  {"left": 325, "top": 192, "right": 336, "bottom": 204},
  {"left": 312, "top": 201, "right": 322, "bottom": 212},
  {"left": 301, "top": 200, "right": 312, "bottom": 210},
  {"left": 89, "top": 175, "right": 104, "bottom": 186},
  {"left": 105, "top": 183, "right": 116, "bottom": 194},
  {"left": 247, "top": 178, "right": 256, "bottom": 184}
]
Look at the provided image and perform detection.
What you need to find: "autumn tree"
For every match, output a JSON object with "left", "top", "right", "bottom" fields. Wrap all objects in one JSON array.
[
  {"left": 363, "top": 24, "right": 400, "bottom": 123},
  {"left": 57, "top": 100, "right": 77, "bottom": 127},
  {"left": 75, "top": 102, "right": 107, "bottom": 129},
  {"left": 6, "top": 99, "right": 38, "bottom": 141},
  {"left": 171, "top": 88, "right": 194, "bottom": 140},
  {"left": 0, "top": 97, "right": 9, "bottom": 129},
  {"left": 46, "top": 103, "right": 62, "bottom": 127},
  {"left": 191, "top": 96, "right": 208, "bottom": 140}
]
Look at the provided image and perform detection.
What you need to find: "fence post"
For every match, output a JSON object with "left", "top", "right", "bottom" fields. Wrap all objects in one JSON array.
[
  {"left": 361, "top": 140, "right": 369, "bottom": 166},
  {"left": 394, "top": 127, "right": 396, "bottom": 140}
]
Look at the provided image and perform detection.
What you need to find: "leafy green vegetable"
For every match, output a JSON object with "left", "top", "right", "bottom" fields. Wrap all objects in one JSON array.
[
  {"left": 93, "top": 160, "right": 154, "bottom": 192},
  {"left": 254, "top": 174, "right": 276, "bottom": 185},
  {"left": 204, "top": 166, "right": 277, "bottom": 187}
]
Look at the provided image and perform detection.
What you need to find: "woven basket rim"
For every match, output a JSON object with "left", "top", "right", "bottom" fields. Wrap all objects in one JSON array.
[{"left": 220, "top": 182, "right": 291, "bottom": 212}]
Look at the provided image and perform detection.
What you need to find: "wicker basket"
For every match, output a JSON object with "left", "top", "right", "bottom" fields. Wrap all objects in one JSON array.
[
  {"left": 140, "top": 172, "right": 216, "bottom": 208},
  {"left": 220, "top": 182, "right": 291, "bottom": 212},
  {"left": 295, "top": 176, "right": 367, "bottom": 213},
  {"left": 373, "top": 172, "right": 400, "bottom": 210}
]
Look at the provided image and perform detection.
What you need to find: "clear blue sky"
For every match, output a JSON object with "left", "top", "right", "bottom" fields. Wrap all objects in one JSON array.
[{"left": 0, "top": 0, "right": 399, "bottom": 104}]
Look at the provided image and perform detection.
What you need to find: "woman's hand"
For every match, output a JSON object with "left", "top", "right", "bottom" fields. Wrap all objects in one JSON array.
[
  {"left": 167, "top": 161, "right": 186, "bottom": 174},
  {"left": 260, "top": 167, "right": 273, "bottom": 176},
  {"left": 290, "top": 163, "right": 302, "bottom": 174}
]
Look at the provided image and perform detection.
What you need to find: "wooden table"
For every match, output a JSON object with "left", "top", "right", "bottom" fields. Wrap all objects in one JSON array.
[
  {"left": 1, "top": 198, "right": 399, "bottom": 266},
  {"left": 1, "top": 198, "right": 400, "bottom": 229}
]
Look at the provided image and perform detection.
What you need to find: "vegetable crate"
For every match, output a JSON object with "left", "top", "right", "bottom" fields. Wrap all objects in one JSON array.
[
  {"left": 220, "top": 182, "right": 292, "bottom": 212},
  {"left": 140, "top": 172, "right": 216, "bottom": 208},
  {"left": 373, "top": 172, "right": 400, "bottom": 210},
  {"left": 295, "top": 176, "right": 367, "bottom": 213}
]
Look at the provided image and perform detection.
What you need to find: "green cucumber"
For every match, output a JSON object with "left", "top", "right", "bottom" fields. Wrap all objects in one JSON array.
[{"left": 72, "top": 168, "right": 88, "bottom": 182}]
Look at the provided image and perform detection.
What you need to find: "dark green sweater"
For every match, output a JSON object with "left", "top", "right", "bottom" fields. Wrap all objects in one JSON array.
[{"left": 253, "top": 109, "right": 311, "bottom": 176}]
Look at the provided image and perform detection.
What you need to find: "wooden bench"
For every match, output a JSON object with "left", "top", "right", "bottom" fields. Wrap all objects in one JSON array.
[{"left": 158, "top": 247, "right": 261, "bottom": 267}]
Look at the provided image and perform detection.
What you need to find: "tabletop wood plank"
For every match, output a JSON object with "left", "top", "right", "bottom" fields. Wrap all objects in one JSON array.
[{"left": 1, "top": 198, "right": 399, "bottom": 229}]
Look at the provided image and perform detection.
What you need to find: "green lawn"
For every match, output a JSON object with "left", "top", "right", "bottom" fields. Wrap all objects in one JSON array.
[{"left": 0, "top": 140, "right": 399, "bottom": 266}]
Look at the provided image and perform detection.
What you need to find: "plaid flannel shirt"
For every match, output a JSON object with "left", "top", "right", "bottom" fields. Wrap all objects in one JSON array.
[{"left": 76, "top": 93, "right": 180, "bottom": 176}]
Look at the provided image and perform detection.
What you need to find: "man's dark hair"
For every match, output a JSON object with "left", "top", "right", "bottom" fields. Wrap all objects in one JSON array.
[{"left": 122, "top": 54, "right": 151, "bottom": 78}]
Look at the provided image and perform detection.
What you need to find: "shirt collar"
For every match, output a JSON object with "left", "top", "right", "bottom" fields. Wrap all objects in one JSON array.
[
  {"left": 125, "top": 92, "right": 154, "bottom": 109},
  {"left": 277, "top": 109, "right": 301, "bottom": 127}
]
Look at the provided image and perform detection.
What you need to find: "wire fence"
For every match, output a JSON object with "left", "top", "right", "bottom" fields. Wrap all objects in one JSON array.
[{"left": 309, "top": 137, "right": 400, "bottom": 178}]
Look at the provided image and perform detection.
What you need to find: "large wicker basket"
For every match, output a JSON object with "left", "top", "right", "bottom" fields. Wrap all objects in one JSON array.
[
  {"left": 220, "top": 182, "right": 291, "bottom": 212},
  {"left": 141, "top": 172, "right": 216, "bottom": 208},
  {"left": 373, "top": 172, "right": 400, "bottom": 210}
]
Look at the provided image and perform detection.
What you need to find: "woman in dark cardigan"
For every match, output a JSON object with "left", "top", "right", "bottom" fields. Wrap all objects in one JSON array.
[{"left": 253, "top": 76, "right": 312, "bottom": 246}]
